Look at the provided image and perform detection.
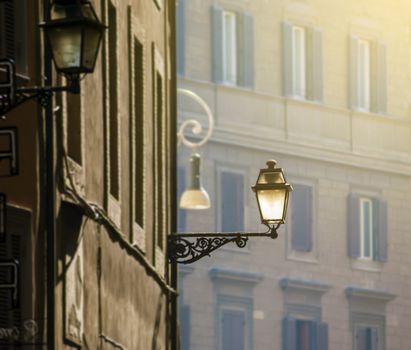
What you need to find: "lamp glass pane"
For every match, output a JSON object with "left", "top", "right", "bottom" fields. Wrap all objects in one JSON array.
[
  {"left": 47, "top": 26, "right": 82, "bottom": 69},
  {"left": 82, "top": 26, "right": 103, "bottom": 70},
  {"left": 257, "top": 188, "right": 286, "bottom": 222},
  {"left": 257, "top": 171, "right": 285, "bottom": 185}
]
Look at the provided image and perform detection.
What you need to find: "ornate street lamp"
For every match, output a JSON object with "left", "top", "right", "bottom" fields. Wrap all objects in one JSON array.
[
  {"left": 168, "top": 159, "right": 293, "bottom": 264},
  {"left": 252, "top": 159, "right": 292, "bottom": 228},
  {"left": 0, "top": 0, "right": 106, "bottom": 116},
  {"left": 41, "top": 0, "right": 106, "bottom": 78}
]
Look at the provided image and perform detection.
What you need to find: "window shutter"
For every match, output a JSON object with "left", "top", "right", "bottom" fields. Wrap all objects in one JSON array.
[
  {"left": 177, "top": 167, "right": 186, "bottom": 232},
  {"left": 350, "top": 36, "right": 360, "bottom": 109},
  {"left": 240, "top": 12, "right": 254, "bottom": 88},
  {"left": 283, "top": 21, "right": 293, "bottom": 97},
  {"left": 347, "top": 193, "right": 360, "bottom": 258},
  {"left": 356, "top": 327, "right": 367, "bottom": 349},
  {"left": 0, "top": 2, "right": 15, "bottom": 59},
  {"left": 312, "top": 28, "right": 323, "bottom": 102},
  {"left": 222, "top": 309, "right": 245, "bottom": 350},
  {"left": 211, "top": 5, "right": 224, "bottom": 83},
  {"left": 282, "top": 317, "right": 297, "bottom": 350},
  {"left": 179, "top": 304, "right": 190, "bottom": 350},
  {"left": 317, "top": 322, "right": 329, "bottom": 350},
  {"left": 376, "top": 42, "right": 387, "bottom": 114},
  {"left": 370, "top": 327, "right": 378, "bottom": 350},
  {"left": 176, "top": 0, "right": 185, "bottom": 75},
  {"left": 291, "top": 184, "right": 312, "bottom": 252},
  {"left": 373, "top": 198, "right": 388, "bottom": 262},
  {"left": 221, "top": 172, "right": 244, "bottom": 232}
]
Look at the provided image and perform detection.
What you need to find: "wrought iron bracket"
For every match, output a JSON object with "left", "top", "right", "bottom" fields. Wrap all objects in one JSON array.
[
  {"left": 168, "top": 225, "right": 279, "bottom": 264},
  {"left": 0, "top": 59, "right": 79, "bottom": 116}
]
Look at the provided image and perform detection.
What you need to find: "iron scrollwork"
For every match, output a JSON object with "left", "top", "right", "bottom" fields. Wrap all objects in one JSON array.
[{"left": 168, "top": 226, "right": 279, "bottom": 264}]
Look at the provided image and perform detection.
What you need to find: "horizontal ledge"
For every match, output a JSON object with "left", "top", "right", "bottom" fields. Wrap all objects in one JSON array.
[
  {"left": 279, "top": 277, "right": 332, "bottom": 294},
  {"left": 209, "top": 267, "right": 264, "bottom": 284},
  {"left": 345, "top": 287, "right": 396, "bottom": 302}
]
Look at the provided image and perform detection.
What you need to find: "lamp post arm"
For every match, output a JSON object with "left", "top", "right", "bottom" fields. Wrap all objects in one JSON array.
[
  {"left": 177, "top": 88, "right": 214, "bottom": 151},
  {"left": 168, "top": 225, "right": 279, "bottom": 264},
  {"left": 1, "top": 80, "right": 80, "bottom": 117}
]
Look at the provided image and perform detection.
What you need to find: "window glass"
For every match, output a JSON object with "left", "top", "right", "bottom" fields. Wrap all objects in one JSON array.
[
  {"left": 358, "top": 39, "right": 371, "bottom": 110},
  {"left": 223, "top": 11, "right": 237, "bottom": 84},
  {"left": 292, "top": 26, "right": 307, "bottom": 98}
]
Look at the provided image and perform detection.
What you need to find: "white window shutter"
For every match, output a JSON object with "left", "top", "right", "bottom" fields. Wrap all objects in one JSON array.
[
  {"left": 283, "top": 21, "right": 293, "bottom": 97},
  {"left": 312, "top": 28, "right": 323, "bottom": 102},
  {"left": 350, "top": 36, "right": 360, "bottom": 109}
]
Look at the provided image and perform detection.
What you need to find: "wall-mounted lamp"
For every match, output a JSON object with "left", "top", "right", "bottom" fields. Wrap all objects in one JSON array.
[
  {"left": 0, "top": 0, "right": 106, "bottom": 116},
  {"left": 179, "top": 152, "right": 210, "bottom": 209},
  {"left": 168, "top": 160, "right": 293, "bottom": 264},
  {"left": 177, "top": 88, "right": 214, "bottom": 209}
]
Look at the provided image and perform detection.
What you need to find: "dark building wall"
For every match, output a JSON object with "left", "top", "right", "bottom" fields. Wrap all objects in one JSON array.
[{"left": 0, "top": 0, "right": 176, "bottom": 348}]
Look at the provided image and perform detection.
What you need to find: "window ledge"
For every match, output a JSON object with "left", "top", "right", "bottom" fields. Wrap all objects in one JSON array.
[
  {"left": 351, "top": 258, "right": 384, "bottom": 272},
  {"left": 286, "top": 250, "right": 318, "bottom": 264},
  {"left": 209, "top": 267, "right": 263, "bottom": 285},
  {"left": 346, "top": 286, "right": 396, "bottom": 302},
  {"left": 280, "top": 277, "right": 331, "bottom": 295}
]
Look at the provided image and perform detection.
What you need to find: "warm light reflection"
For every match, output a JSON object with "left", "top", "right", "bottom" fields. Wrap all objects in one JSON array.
[{"left": 256, "top": 189, "right": 286, "bottom": 223}]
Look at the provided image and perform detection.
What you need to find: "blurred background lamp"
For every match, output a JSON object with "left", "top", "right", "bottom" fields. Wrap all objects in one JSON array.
[{"left": 180, "top": 153, "right": 210, "bottom": 209}]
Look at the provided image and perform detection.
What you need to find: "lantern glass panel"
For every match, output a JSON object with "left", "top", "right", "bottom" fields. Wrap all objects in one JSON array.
[
  {"left": 47, "top": 25, "right": 82, "bottom": 70},
  {"left": 82, "top": 26, "right": 103, "bottom": 70},
  {"left": 257, "top": 188, "right": 286, "bottom": 223},
  {"left": 257, "top": 171, "right": 285, "bottom": 185}
]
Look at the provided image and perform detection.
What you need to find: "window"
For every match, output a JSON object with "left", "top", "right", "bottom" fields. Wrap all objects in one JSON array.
[
  {"left": 66, "top": 91, "right": 82, "bottom": 165},
  {"left": 0, "top": 0, "right": 27, "bottom": 75},
  {"left": 357, "top": 39, "right": 371, "bottom": 111},
  {"left": 210, "top": 268, "right": 262, "bottom": 350},
  {"left": 211, "top": 6, "right": 254, "bottom": 88},
  {"left": 290, "top": 184, "right": 313, "bottom": 252},
  {"left": 108, "top": 1, "right": 120, "bottom": 200},
  {"left": 346, "top": 287, "right": 395, "bottom": 350},
  {"left": 128, "top": 8, "right": 146, "bottom": 247},
  {"left": 133, "top": 38, "right": 145, "bottom": 229},
  {"left": 347, "top": 194, "right": 387, "bottom": 262},
  {"left": 350, "top": 36, "right": 386, "bottom": 114},
  {"left": 292, "top": 26, "right": 307, "bottom": 98},
  {"left": 152, "top": 44, "right": 166, "bottom": 270},
  {"left": 283, "top": 317, "right": 328, "bottom": 350},
  {"left": 283, "top": 22, "right": 322, "bottom": 101},
  {"left": 222, "top": 11, "right": 237, "bottom": 85},
  {"left": 221, "top": 308, "right": 245, "bottom": 350},
  {"left": 281, "top": 278, "right": 330, "bottom": 350},
  {"left": 219, "top": 171, "right": 244, "bottom": 232},
  {"left": 355, "top": 325, "right": 378, "bottom": 350},
  {"left": 359, "top": 197, "right": 373, "bottom": 259},
  {"left": 176, "top": 0, "right": 186, "bottom": 75}
]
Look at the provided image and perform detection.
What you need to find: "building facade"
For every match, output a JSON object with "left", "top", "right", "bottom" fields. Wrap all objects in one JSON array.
[
  {"left": 177, "top": 0, "right": 411, "bottom": 349},
  {"left": 0, "top": 0, "right": 177, "bottom": 349}
]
